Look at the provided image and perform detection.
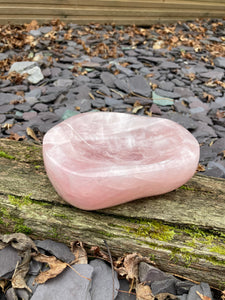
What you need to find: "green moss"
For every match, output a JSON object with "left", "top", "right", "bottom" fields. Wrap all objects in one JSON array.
[
  {"left": 118, "top": 220, "right": 175, "bottom": 242},
  {"left": 8, "top": 194, "right": 32, "bottom": 207},
  {"left": 209, "top": 245, "right": 225, "bottom": 256},
  {"left": 178, "top": 185, "right": 195, "bottom": 191},
  {"left": 14, "top": 224, "right": 32, "bottom": 234},
  {"left": 53, "top": 213, "right": 69, "bottom": 219},
  {"left": 34, "top": 165, "right": 41, "bottom": 169},
  {"left": 0, "top": 151, "right": 15, "bottom": 160},
  {"left": 96, "top": 230, "right": 117, "bottom": 238}
]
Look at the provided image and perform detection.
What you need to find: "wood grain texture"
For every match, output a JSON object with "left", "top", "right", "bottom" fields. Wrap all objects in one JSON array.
[
  {"left": 0, "top": 139, "right": 225, "bottom": 289},
  {"left": 0, "top": 0, "right": 224, "bottom": 25}
]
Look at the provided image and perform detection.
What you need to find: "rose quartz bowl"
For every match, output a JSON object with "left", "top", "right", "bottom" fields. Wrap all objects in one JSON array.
[{"left": 43, "top": 112, "right": 200, "bottom": 210}]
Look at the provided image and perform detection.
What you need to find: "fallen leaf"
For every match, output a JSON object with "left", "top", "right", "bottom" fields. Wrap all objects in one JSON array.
[
  {"left": 33, "top": 253, "right": 67, "bottom": 284},
  {"left": 222, "top": 290, "right": 225, "bottom": 300},
  {"left": 24, "top": 20, "right": 39, "bottom": 31},
  {"left": 2, "top": 123, "right": 13, "bottom": 130},
  {"left": 26, "top": 127, "right": 40, "bottom": 142},
  {"left": 12, "top": 250, "right": 32, "bottom": 293},
  {"left": 89, "top": 246, "right": 110, "bottom": 262},
  {"left": 136, "top": 283, "right": 154, "bottom": 300},
  {"left": 116, "top": 253, "right": 154, "bottom": 282},
  {"left": 0, "top": 233, "right": 38, "bottom": 252},
  {"left": 203, "top": 92, "right": 214, "bottom": 102},
  {"left": 0, "top": 279, "right": 8, "bottom": 292},
  {"left": 132, "top": 105, "right": 143, "bottom": 114},
  {"left": 154, "top": 292, "right": 179, "bottom": 300},
  {"left": 197, "top": 164, "right": 205, "bottom": 172},
  {"left": 71, "top": 241, "right": 87, "bottom": 264},
  {"left": 188, "top": 73, "right": 196, "bottom": 81},
  {"left": 196, "top": 291, "right": 212, "bottom": 300},
  {"left": 216, "top": 110, "right": 225, "bottom": 119},
  {"left": 7, "top": 132, "right": 26, "bottom": 141}
]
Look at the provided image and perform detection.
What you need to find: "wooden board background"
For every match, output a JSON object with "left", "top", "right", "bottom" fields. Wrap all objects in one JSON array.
[{"left": 0, "top": 0, "right": 224, "bottom": 25}]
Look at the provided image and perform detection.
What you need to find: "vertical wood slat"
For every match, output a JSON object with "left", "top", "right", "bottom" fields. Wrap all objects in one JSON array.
[{"left": 0, "top": 1, "right": 224, "bottom": 26}]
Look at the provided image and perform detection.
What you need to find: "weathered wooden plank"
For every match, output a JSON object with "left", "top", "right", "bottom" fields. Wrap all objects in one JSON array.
[
  {"left": 0, "top": 0, "right": 224, "bottom": 8},
  {"left": 0, "top": 7, "right": 224, "bottom": 17},
  {"left": 0, "top": 0, "right": 224, "bottom": 25},
  {"left": 0, "top": 0, "right": 224, "bottom": 4},
  {"left": 0, "top": 139, "right": 225, "bottom": 290}
]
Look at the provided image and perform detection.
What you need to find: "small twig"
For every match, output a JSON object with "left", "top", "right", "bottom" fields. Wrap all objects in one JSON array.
[
  {"left": 66, "top": 263, "right": 91, "bottom": 281},
  {"left": 104, "top": 240, "right": 114, "bottom": 300}
]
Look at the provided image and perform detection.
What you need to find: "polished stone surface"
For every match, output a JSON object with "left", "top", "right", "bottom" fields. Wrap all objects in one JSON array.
[{"left": 43, "top": 112, "right": 200, "bottom": 210}]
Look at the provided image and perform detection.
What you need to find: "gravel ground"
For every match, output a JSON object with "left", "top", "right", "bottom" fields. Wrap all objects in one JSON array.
[{"left": 0, "top": 18, "right": 225, "bottom": 299}]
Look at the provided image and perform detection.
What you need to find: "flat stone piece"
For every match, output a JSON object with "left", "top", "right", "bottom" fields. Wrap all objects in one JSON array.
[
  {"left": 35, "top": 239, "right": 75, "bottom": 263},
  {"left": 129, "top": 75, "right": 151, "bottom": 97},
  {"left": 9, "top": 62, "right": 44, "bottom": 84},
  {"left": 90, "top": 259, "right": 119, "bottom": 299},
  {"left": 30, "top": 264, "right": 93, "bottom": 300},
  {"left": 0, "top": 246, "right": 21, "bottom": 278},
  {"left": 43, "top": 112, "right": 200, "bottom": 210}
]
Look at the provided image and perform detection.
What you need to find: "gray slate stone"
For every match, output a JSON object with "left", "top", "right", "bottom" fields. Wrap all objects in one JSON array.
[
  {"left": 114, "top": 78, "right": 131, "bottom": 94},
  {"left": 54, "top": 79, "right": 73, "bottom": 87},
  {"left": 30, "top": 264, "right": 93, "bottom": 300},
  {"left": 129, "top": 75, "right": 151, "bottom": 97},
  {"left": 35, "top": 239, "right": 75, "bottom": 263},
  {"left": 214, "top": 57, "right": 225, "bottom": 69},
  {"left": 151, "top": 277, "right": 178, "bottom": 295},
  {"left": 105, "top": 97, "right": 123, "bottom": 107},
  {"left": 74, "top": 99, "right": 92, "bottom": 112},
  {"left": 159, "top": 81, "right": 175, "bottom": 91},
  {"left": 116, "top": 279, "right": 136, "bottom": 299},
  {"left": 100, "top": 72, "right": 116, "bottom": 87},
  {"left": 154, "top": 88, "right": 180, "bottom": 99},
  {"left": 139, "top": 262, "right": 169, "bottom": 283},
  {"left": 9, "top": 62, "right": 44, "bottom": 84},
  {"left": 0, "top": 93, "right": 20, "bottom": 105},
  {"left": 186, "top": 282, "right": 212, "bottom": 300},
  {"left": 200, "top": 70, "right": 224, "bottom": 81},
  {"left": 0, "top": 246, "right": 21, "bottom": 278},
  {"left": 193, "top": 121, "right": 217, "bottom": 140},
  {"left": 90, "top": 259, "right": 119, "bottom": 300},
  {"left": 211, "top": 138, "right": 225, "bottom": 153},
  {"left": 163, "top": 112, "right": 198, "bottom": 130}
]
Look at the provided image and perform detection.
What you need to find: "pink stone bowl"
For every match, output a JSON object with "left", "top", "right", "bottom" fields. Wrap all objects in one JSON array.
[{"left": 43, "top": 112, "right": 200, "bottom": 210}]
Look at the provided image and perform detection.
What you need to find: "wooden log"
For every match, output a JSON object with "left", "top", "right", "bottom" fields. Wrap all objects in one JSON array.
[{"left": 0, "top": 138, "right": 225, "bottom": 289}]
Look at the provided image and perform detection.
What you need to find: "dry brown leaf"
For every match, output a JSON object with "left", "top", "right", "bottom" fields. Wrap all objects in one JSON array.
[
  {"left": 89, "top": 92, "right": 95, "bottom": 100},
  {"left": 0, "top": 233, "right": 38, "bottom": 252},
  {"left": 197, "top": 164, "right": 205, "bottom": 172},
  {"left": 33, "top": 253, "right": 67, "bottom": 284},
  {"left": 120, "top": 253, "right": 154, "bottom": 282},
  {"left": 216, "top": 110, "right": 225, "bottom": 119},
  {"left": 71, "top": 241, "right": 87, "bottom": 264},
  {"left": 24, "top": 20, "right": 39, "bottom": 31},
  {"left": 154, "top": 293, "right": 179, "bottom": 300},
  {"left": 136, "top": 283, "right": 154, "bottom": 300},
  {"left": 0, "top": 279, "right": 8, "bottom": 292},
  {"left": 132, "top": 105, "right": 143, "bottom": 114},
  {"left": 7, "top": 132, "right": 26, "bottom": 141},
  {"left": 196, "top": 291, "right": 212, "bottom": 300},
  {"left": 2, "top": 123, "right": 13, "bottom": 130},
  {"left": 89, "top": 246, "right": 110, "bottom": 262},
  {"left": 222, "top": 290, "right": 225, "bottom": 300},
  {"left": 12, "top": 251, "right": 32, "bottom": 293},
  {"left": 26, "top": 127, "right": 40, "bottom": 142},
  {"left": 203, "top": 92, "right": 214, "bottom": 102},
  {"left": 145, "top": 111, "right": 152, "bottom": 117},
  {"left": 188, "top": 73, "right": 196, "bottom": 81}
]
